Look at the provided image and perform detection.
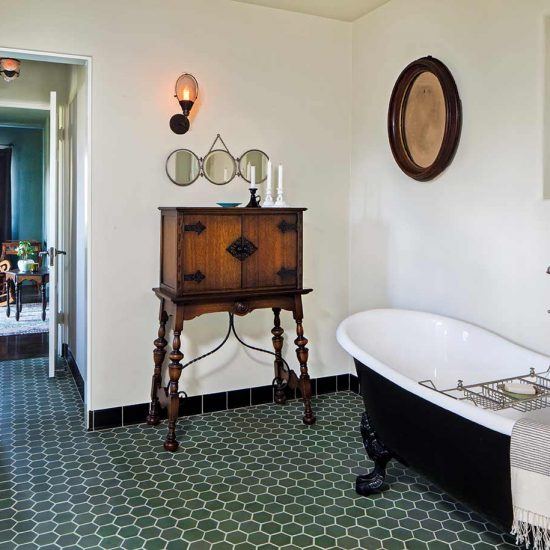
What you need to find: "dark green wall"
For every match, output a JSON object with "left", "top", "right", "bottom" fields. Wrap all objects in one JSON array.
[{"left": 0, "top": 126, "right": 44, "bottom": 244}]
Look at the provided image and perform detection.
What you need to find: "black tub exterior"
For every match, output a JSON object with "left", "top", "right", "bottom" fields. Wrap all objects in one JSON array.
[{"left": 355, "top": 359, "right": 513, "bottom": 530}]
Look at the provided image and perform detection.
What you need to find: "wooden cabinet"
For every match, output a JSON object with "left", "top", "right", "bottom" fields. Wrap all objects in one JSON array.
[
  {"left": 160, "top": 207, "right": 303, "bottom": 295},
  {"left": 151, "top": 207, "right": 315, "bottom": 452}
]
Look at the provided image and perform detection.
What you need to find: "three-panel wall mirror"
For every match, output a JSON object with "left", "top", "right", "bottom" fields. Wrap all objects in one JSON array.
[{"left": 166, "top": 134, "right": 269, "bottom": 186}]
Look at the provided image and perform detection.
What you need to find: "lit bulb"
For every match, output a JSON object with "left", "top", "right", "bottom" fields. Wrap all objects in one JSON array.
[
  {"left": 183, "top": 89, "right": 190, "bottom": 101},
  {"left": 3, "top": 59, "right": 18, "bottom": 71}
]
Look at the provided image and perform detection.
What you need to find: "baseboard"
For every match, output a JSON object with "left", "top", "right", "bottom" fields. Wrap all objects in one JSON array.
[
  {"left": 89, "top": 372, "right": 360, "bottom": 431},
  {"left": 62, "top": 343, "right": 85, "bottom": 401}
]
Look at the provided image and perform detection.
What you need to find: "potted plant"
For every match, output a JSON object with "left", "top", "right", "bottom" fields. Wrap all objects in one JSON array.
[{"left": 16, "top": 241, "right": 35, "bottom": 273}]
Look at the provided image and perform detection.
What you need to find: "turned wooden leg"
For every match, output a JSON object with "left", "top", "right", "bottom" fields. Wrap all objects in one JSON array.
[
  {"left": 15, "top": 282, "right": 21, "bottom": 321},
  {"left": 146, "top": 303, "right": 168, "bottom": 426},
  {"left": 5, "top": 280, "right": 10, "bottom": 318},
  {"left": 294, "top": 301, "right": 316, "bottom": 425},
  {"left": 272, "top": 308, "right": 286, "bottom": 405},
  {"left": 41, "top": 283, "right": 47, "bottom": 321},
  {"left": 164, "top": 309, "right": 184, "bottom": 452}
]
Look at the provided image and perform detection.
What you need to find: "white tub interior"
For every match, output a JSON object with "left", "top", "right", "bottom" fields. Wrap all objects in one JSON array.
[{"left": 337, "top": 309, "right": 550, "bottom": 435}]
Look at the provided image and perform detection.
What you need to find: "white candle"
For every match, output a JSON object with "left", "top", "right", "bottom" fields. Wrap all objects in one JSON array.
[
  {"left": 278, "top": 164, "right": 283, "bottom": 191},
  {"left": 266, "top": 160, "right": 272, "bottom": 190},
  {"left": 250, "top": 166, "right": 257, "bottom": 189}
]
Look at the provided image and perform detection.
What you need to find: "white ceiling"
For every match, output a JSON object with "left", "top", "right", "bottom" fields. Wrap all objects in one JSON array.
[{"left": 231, "top": 0, "right": 390, "bottom": 21}]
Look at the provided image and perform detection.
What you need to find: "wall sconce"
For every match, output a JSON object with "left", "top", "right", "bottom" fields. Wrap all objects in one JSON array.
[
  {"left": 0, "top": 58, "right": 21, "bottom": 82},
  {"left": 170, "top": 73, "right": 199, "bottom": 135}
]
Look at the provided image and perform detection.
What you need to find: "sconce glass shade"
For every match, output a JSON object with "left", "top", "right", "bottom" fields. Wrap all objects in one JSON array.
[
  {"left": 175, "top": 73, "right": 198, "bottom": 115},
  {"left": 0, "top": 58, "right": 21, "bottom": 82}
]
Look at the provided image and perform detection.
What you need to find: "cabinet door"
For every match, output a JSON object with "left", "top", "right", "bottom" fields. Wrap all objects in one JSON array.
[
  {"left": 181, "top": 215, "right": 242, "bottom": 292},
  {"left": 242, "top": 214, "right": 298, "bottom": 289}
]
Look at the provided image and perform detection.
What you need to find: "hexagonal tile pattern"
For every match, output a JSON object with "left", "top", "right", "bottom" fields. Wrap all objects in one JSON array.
[{"left": 0, "top": 357, "right": 517, "bottom": 549}]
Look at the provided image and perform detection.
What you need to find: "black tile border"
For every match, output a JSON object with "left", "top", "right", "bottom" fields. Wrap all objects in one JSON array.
[
  {"left": 203, "top": 392, "right": 227, "bottom": 414},
  {"left": 93, "top": 406, "right": 122, "bottom": 430},
  {"left": 180, "top": 395, "right": 202, "bottom": 417},
  {"left": 350, "top": 373, "right": 360, "bottom": 394},
  {"left": 317, "top": 376, "right": 337, "bottom": 395},
  {"left": 123, "top": 403, "right": 151, "bottom": 425},
  {"left": 89, "top": 373, "right": 360, "bottom": 431},
  {"left": 251, "top": 385, "right": 274, "bottom": 406},
  {"left": 228, "top": 388, "right": 251, "bottom": 410},
  {"left": 62, "top": 343, "right": 85, "bottom": 402},
  {"left": 337, "top": 373, "right": 350, "bottom": 392}
]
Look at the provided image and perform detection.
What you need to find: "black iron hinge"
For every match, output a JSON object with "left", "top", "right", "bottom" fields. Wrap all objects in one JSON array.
[
  {"left": 277, "top": 220, "right": 297, "bottom": 233},
  {"left": 277, "top": 267, "right": 297, "bottom": 278},
  {"left": 184, "top": 270, "right": 206, "bottom": 283},
  {"left": 184, "top": 221, "right": 206, "bottom": 234}
]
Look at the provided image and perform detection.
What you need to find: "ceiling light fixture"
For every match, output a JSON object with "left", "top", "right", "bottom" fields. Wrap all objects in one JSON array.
[{"left": 0, "top": 58, "right": 21, "bottom": 82}]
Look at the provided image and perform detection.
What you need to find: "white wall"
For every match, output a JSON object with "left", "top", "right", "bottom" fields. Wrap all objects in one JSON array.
[
  {"left": 0, "top": 60, "right": 70, "bottom": 106},
  {"left": 0, "top": 0, "right": 352, "bottom": 410},
  {"left": 351, "top": 0, "right": 550, "bottom": 355}
]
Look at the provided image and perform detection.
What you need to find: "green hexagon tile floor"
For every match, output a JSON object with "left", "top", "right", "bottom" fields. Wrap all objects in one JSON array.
[{"left": 0, "top": 357, "right": 517, "bottom": 549}]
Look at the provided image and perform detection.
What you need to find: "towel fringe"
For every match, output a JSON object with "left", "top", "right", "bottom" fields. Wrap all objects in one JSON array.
[{"left": 512, "top": 507, "right": 550, "bottom": 550}]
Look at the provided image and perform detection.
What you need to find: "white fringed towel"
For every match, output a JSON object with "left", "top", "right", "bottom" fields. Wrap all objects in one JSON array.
[{"left": 511, "top": 418, "right": 550, "bottom": 549}]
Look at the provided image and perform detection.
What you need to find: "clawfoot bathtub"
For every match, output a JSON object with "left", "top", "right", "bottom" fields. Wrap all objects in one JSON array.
[{"left": 337, "top": 309, "right": 550, "bottom": 530}]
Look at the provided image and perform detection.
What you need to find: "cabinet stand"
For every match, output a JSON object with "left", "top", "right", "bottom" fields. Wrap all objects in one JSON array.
[{"left": 150, "top": 288, "right": 316, "bottom": 452}]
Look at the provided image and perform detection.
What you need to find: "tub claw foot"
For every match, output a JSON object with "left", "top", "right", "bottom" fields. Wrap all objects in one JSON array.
[
  {"left": 356, "top": 411, "right": 392, "bottom": 496},
  {"left": 356, "top": 464, "right": 388, "bottom": 495}
]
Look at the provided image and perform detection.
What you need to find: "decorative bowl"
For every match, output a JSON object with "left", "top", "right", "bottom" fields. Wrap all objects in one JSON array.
[{"left": 216, "top": 202, "right": 241, "bottom": 208}]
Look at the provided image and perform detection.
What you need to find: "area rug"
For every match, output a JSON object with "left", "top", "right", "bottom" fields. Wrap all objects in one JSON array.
[{"left": 0, "top": 302, "right": 48, "bottom": 336}]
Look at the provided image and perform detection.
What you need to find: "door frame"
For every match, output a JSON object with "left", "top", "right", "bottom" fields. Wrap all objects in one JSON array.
[{"left": 0, "top": 46, "right": 93, "bottom": 426}]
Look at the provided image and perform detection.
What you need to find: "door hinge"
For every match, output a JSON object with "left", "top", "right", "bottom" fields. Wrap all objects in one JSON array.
[
  {"left": 184, "top": 221, "right": 206, "bottom": 234},
  {"left": 57, "top": 311, "right": 65, "bottom": 324},
  {"left": 184, "top": 270, "right": 206, "bottom": 283},
  {"left": 277, "top": 267, "right": 297, "bottom": 278},
  {"left": 277, "top": 220, "right": 297, "bottom": 233}
]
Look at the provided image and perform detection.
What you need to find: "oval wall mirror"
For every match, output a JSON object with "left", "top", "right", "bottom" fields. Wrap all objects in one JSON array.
[
  {"left": 239, "top": 149, "right": 269, "bottom": 184},
  {"left": 165, "top": 149, "right": 201, "bottom": 186},
  {"left": 203, "top": 149, "right": 237, "bottom": 185},
  {"left": 388, "top": 56, "right": 462, "bottom": 181}
]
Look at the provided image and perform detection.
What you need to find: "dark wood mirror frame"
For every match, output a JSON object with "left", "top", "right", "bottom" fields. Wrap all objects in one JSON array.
[{"left": 388, "top": 56, "right": 462, "bottom": 182}]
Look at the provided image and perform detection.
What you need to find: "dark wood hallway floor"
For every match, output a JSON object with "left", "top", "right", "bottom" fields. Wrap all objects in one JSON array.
[{"left": 0, "top": 332, "right": 48, "bottom": 360}]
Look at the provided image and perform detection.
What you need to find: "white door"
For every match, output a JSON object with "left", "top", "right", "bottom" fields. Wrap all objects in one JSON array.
[{"left": 48, "top": 91, "right": 65, "bottom": 377}]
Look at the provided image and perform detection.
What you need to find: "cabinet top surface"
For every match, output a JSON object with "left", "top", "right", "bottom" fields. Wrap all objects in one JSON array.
[{"left": 159, "top": 207, "right": 307, "bottom": 213}]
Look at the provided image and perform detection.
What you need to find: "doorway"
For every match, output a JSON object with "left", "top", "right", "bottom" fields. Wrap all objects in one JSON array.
[
  {"left": 0, "top": 111, "right": 49, "bottom": 354},
  {"left": 0, "top": 50, "right": 91, "bottom": 417}
]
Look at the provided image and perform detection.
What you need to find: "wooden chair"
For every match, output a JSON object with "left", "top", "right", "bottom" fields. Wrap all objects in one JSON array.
[{"left": 0, "top": 258, "right": 12, "bottom": 307}]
